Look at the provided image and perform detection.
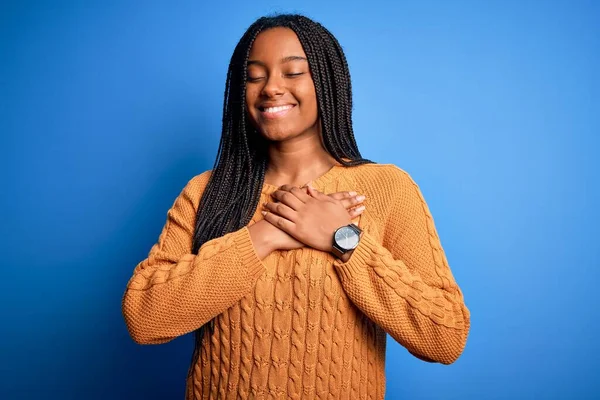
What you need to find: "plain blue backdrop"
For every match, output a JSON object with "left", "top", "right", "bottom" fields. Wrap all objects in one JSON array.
[{"left": 1, "top": 0, "right": 598, "bottom": 399}]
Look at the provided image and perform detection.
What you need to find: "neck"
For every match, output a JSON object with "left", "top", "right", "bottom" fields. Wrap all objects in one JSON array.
[{"left": 265, "top": 133, "right": 338, "bottom": 188}]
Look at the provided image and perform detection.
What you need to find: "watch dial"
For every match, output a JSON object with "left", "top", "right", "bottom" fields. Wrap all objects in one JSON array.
[{"left": 335, "top": 226, "right": 359, "bottom": 250}]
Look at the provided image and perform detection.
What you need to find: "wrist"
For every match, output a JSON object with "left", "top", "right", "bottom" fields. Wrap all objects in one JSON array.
[
  {"left": 331, "top": 223, "right": 362, "bottom": 261},
  {"left": 248, "top": 221, "right": 276, "bottom": 259},
  {"left": 335, "top": 249, "right": 355, "bottom": 263}
]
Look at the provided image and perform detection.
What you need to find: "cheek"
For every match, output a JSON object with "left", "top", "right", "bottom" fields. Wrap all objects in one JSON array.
[{"left": 297, "top": 83, "right": 318, "bottom": 115}]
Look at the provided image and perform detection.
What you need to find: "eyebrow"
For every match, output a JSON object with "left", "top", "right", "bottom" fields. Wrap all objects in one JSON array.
[{"left": 247, "top": 56, "right": 308, "bottom": 67}]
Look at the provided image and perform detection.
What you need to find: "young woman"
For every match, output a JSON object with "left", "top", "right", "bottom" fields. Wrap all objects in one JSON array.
[{"left": 122, "top": 14, "right": 470, "bottom": 400}]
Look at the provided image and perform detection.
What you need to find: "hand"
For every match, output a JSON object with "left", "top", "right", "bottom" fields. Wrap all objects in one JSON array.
[
  {"left": 253, "top": 187, "right": 366, "bottom": 256},
  {"left": 262, "top": 184, "right": 356, "bottom": 253},
  {"left": 248, "top": 219, "right": 304, "bottom": 256},
  {"left": 296, "top": 184, "right": 367, "bottom": 219},
  {"left": 269, "top": 185, "right": 366, "bottom": 224},
  {"left": 326, "top": 190, "right": 366, "bottom": 220}
]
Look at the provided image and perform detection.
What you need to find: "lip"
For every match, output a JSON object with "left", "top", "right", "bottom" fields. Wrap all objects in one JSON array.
[{"left": 258, "top": 104, "right": 296, "bottom": 120}]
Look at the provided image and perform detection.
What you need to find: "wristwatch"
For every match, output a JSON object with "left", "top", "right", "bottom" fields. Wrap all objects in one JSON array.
[{"left": 332, "top": 223, "right": 363, "bottom": 259}]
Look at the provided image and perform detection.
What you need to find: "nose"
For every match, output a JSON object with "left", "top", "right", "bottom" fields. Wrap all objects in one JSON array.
[{"left": 261, "top": 73, "right": 285, "bottom": 97}]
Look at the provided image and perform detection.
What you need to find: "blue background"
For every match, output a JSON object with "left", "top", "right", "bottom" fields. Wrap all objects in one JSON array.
[{"left": 1, "top": 0, "right": 598, "bottom": 399}]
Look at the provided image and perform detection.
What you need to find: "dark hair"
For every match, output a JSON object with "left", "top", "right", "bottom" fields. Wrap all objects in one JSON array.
[{"left": 187, "top": 13, "right": 373, "bottom": 390}]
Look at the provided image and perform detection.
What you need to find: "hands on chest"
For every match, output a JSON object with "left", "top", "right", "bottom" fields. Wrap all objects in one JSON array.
[{"left": 254, "top": 184, "right": 365, "bottom": 259}]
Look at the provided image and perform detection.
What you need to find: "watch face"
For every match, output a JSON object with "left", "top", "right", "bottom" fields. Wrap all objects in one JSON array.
[{"left": 335, "top": 226, "right": 360, "bottom": 250}]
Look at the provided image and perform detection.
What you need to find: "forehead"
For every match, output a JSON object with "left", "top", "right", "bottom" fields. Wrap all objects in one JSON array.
[{"left": 248, "top": 27, "right": 307, "bottom": 61}]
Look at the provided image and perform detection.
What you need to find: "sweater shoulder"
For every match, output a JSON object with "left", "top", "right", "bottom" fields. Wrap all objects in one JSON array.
[
  {"left": 187, "top": 169, "right": 213, "bottom": 190},
  {"left": 179, "top": 169, "right": 213, "bottom": 209},
  {"left": 343, "top": 163, "right": 425, "bottom": 229},
  {"left": 347, "top": 162, "right": 418, "bottom": 194}
]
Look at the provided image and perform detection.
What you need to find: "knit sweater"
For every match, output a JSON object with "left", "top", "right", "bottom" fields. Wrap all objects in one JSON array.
[{"left": 122, "top": 163, "right": 470, "bottom": 400}]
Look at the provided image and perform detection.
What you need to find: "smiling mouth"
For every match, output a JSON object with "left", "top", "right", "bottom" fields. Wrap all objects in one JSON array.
[{"left": 259, "top": 104, "right": 295, "bottom": 119}]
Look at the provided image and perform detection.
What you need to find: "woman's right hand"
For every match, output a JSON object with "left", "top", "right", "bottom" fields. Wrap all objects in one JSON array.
[
  {"left": 249, "top": 189, "right": 365, "bottom": 257},
  {"left": 249, "top": 219, "right": 303, "bottom": 256}
]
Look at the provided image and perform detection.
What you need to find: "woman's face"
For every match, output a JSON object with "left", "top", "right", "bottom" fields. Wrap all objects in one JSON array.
[{"left": 245, "top": 27, "right": 319, "bottom": 143}]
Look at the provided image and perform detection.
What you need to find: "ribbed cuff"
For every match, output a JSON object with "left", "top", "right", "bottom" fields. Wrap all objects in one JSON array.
[
  {"left": 333, "top": 232, "right": 379, "bottom": 281},
  {"left": 232, "top": 227, "right": 267, "bottom": 282}
]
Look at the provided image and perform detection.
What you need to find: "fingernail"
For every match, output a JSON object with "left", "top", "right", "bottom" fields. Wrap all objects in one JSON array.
[
  {"left": 356, "top": 195, "right": 366, "bottom": 202},
  {"left": 356, "top": 206, "right": 365, "bottom": 212},
  {"left": 348, "top": 191, "right": 357, "bottom": 196},
  {"left": 261, "top": 211, "right": 267, "bottom": 216}
]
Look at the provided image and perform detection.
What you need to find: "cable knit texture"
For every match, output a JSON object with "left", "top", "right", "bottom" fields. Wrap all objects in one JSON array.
[{"left": 122, "top": 163, "right": 470, "bottom": 399}]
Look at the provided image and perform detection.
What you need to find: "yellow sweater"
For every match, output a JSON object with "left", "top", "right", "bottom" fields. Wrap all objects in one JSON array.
[{"left": 122, "top": 163, "right": 470, "bottom": 400}]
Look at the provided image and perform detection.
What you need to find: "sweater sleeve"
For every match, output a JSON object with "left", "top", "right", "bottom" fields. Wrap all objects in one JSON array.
[
  {"left": 121, "top": 173, "right": 266, "bottom": 345},
  {"left": 332, "top": 169, "right": 470, "bottom": 364}
]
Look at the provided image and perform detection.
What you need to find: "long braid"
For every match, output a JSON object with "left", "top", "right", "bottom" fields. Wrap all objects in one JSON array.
[{"left": 187, "top": 14, "right": 374, "bottom": 397}]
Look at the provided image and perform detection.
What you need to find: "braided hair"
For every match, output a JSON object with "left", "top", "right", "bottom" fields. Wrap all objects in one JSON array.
[{"left": 188, "top": 13, "right": 373, "bottom": 389}]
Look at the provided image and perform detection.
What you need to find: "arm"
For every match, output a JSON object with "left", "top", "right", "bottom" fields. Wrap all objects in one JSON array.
[
  {"left": 121, "top": 173, "right": 267, "bottom": 344},
  {"left": 332, "top": 170, "right": 470, "bottom": 364}
]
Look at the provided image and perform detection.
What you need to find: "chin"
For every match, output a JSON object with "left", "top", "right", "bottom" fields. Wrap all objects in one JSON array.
[
  {"left": 256, "top": 125, "right": 297, "bottom": 142},
  {"left": 261, "top": 131, "right": 296, "bottom": 142},
  {"left": 256, "top": 121, "right": 319, "bottom": 143}
]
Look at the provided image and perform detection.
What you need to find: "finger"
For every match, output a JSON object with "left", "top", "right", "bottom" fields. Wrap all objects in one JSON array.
[
  {"left": 299, "top": 182, "right": 313, "bottom": 197},
  {"left": 328, "top": 190, "right": 357, "bottom": 201},
  {"left": 263, "top": 201, "right": 298, "bottom": 222},
  {"left": 339, "top": 194, "right": 366, "bottom": 210},
  {"left": 276, "top": 184, "right": 308, "bottom": 196},
  {"left": 261, "top": 210, "right": 295, "bottom": 234},
  {"left": 306, "top": 185, "right": 332, "bottom": 201},
  {"left": 347, "top": 205, "right": 366, "bottom": 218},
  {"left": 272, "top": 189, "right": 305, "bottom": 211},
  {"left": 278, "top": 184, "right": 297, "bottom": 192},
  {"left": 290, "top": 186, "right": 312, "bottom": 202}
]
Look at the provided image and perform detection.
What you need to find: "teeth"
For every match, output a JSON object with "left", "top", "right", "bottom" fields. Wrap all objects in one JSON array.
[{"left": 264, "top": 105, "right": 293, "bottom": 113}]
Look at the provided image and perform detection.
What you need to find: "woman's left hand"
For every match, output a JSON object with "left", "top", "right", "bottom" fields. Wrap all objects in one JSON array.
[{"left": 262, "top": 184, "right": 353, "bottom": 253}]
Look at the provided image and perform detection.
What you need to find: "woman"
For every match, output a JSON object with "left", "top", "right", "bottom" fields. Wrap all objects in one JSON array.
[{"left": 122, "top": 14, "right": 470, "bottom": 400}]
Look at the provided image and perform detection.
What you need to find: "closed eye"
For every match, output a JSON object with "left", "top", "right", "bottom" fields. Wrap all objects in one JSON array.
[
  {"left": 247, "top": 72, "right": 306, "bottom": 82},
  {"left": 247, "top": 76, "right": 265, "bottom": 82}
]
